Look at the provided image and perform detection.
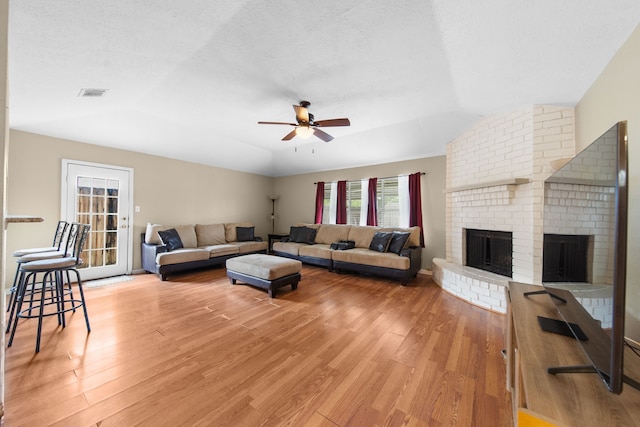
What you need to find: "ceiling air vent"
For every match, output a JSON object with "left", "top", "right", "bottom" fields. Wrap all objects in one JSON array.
[{"left": 78, "top": 88, "right": 108, "bottom": 98}]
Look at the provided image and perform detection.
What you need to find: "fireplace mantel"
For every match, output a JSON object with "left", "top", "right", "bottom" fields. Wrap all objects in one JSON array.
[{"left": 445, "top": 177, "right": 530, "bottom": 193}]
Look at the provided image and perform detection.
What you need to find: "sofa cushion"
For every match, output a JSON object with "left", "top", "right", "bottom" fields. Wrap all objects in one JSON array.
[
  {"left": 272, "top": 241, "right": 304, "bottom": 256},
  {"left": 332, "top": 248, "right": 410, "bottom": 270},
  {"left": 225, "top": 222, "right": 253, "bottom": 242},
  {"left": 236, "top": 226, "right": 255, "bottom": 242},
  {"left": 157, "top": 228, "right": 184, "bottom": 251},
  {"left": 235, "top": 240, "right": 268, "bottom": 254},
  {"left": 204, "top": 244, "right": 239, "bottom": 257},
  {"left": 347, "top": 225, "right": 381, "bottom": 248},
  {"left": 369, "top": 232, "right": 393, "bottom": 253},
  {"left": 156, "top": 248, "right": 209, "bottom": 266},
  {"left": 174, "top": 225, "right": 198, "bottom": 248},
  {"left": 387, "top": 231, "right": 411, "bottom": 254},
  {"left": 299, "top": 243, "right": 333, "bottom": 259},
  {"left": 315, "top": 224, "right": 351, "bottom": 245},
  {"left": 145, "top": 223, "right": 171, "bottom": 245},
  {"left": 196, "top": 224, "right": 226, "bottom": 246}
]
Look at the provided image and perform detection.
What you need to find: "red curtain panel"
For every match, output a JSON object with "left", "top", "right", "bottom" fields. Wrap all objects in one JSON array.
[
  {"left": 336, "top": 180, "right": 347, "bottom": 224},
  {"left": 409, "top": 172, "right": 425, "bottom": 247},
  {"left": 314, "top": 181, "right": 325, "bottom": 224},
  {"left": 367, "top": 177, "right": 378, "bottom": 226}
]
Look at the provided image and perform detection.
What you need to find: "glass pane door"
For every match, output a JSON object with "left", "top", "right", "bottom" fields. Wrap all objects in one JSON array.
[{"left": 75, "top": 176, "right": 120, "bottom": 269}]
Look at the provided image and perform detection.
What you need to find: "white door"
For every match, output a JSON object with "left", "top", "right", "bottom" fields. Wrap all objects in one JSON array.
[{"left": 62, "top": 160, "right": 133, "bottom": 280}]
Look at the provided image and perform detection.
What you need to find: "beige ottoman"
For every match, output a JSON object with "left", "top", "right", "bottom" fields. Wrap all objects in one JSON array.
[{"left": 226, "top": 254, "right": 302, "bottom": 298}]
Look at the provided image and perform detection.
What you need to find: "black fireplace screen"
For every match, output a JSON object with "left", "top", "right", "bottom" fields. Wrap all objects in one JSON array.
[
  {"left": 466, "top": 229, "right": 513, "bottom": 277},
  {"left": 542, "top": 234, "right": 589, "bottom": 282}
]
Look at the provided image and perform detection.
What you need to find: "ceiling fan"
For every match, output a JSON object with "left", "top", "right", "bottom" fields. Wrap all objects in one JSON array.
[{"left": 258, "top": 101, "right": 350, "bottom": 142}]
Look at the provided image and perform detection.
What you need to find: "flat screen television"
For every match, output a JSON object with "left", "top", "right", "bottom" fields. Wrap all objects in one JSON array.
[{"left": 541, "top": 120, "right": 640, "bottom": 394}]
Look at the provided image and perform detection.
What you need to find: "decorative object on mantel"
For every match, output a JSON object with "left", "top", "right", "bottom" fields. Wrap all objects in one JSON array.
[
  {"left": 258, "top": 100, "right": 350, "bottom": 142},
  {"left": 268, "top": 194, "right": 279, "bottom": 234},
  {"left": 550, "top": 157, "right": 573, "bottom": 171}
]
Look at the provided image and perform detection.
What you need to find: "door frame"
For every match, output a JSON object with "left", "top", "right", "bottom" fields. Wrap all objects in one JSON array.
[{"left": 61, "top": 159, "right": 135, "bottom": 276}]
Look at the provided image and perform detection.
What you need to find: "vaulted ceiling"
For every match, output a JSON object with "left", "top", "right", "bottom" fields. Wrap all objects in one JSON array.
[{"left": 8, "top": 1, "right": 640, "bottom": 176}]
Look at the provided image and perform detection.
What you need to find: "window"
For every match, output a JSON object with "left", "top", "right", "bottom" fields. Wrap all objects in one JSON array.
[
  {"left": 346, "top": 180, "right": 362, "bottom": 225},
  {"left": 377, "top": 177, "right": 400, "bottom": 227},
  {"left": 321, "top": 184, "right": 332, "bottom": 224},
  {"left": 320, "top": 177, "right": 401, "bottom": 227}
]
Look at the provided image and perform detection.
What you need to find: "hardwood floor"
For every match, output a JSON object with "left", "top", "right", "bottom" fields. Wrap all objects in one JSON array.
[{"left": 3, "top": 266, "right": 512, "bottom": 426}]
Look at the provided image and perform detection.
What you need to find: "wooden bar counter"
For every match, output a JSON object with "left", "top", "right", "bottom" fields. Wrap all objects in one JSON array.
[{"left": 506, "top": 282, "right": 640, "bottom": 427}]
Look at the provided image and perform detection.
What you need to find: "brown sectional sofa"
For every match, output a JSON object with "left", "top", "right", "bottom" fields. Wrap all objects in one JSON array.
[
  {"left": 272, "top": 224, "right": 422, "bottom": 285},
  {"left": 141, "top": 222, "right": 267, "bottom": 280}
]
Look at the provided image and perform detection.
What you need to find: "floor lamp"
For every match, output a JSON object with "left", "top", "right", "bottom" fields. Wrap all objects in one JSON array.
[{"left": 268, "top": 195, "right": 279, "bottom": 234}]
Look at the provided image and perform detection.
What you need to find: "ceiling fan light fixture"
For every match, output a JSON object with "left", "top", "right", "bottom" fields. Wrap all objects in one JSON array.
[{"left": 295, "top": 126, "right": 314, "bottom": 139}]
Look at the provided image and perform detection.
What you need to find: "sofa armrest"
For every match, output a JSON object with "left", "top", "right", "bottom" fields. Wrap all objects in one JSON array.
[
  {"left": 141, "top": 239, "right": 168, "bottom": 273},
  {"left": 401, "top": 246, "right": 422, "bottom": 275}
]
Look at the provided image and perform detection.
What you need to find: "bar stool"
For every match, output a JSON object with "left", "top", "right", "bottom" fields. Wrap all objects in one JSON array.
[
  {"left": 7, "top": 223, "right": 91, "bottom": 353},
  {"left": 6, "top": 220, "right": 69, "bottom": 313},
  {"left": 5, "top": 221, "right": 76, "bottom": 333}
]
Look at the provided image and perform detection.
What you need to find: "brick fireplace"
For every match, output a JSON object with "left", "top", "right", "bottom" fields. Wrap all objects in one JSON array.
[{"left": 433, "top": 105, "right": 575, "bottom": 313}]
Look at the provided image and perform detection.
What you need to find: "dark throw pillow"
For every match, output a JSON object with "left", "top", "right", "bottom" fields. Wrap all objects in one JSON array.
[
  {"left": 157, "top": 228, "right": 183, "bottom": 252},
  {"left": 289, "top": 226, "right": 306, "bottom": 243},
  {"left": 236, "top": 226, "right": 255, "bottom": 242},
  {"left": 300, "top": 227, "right": 317, "bottom": 244},
  {"left": 289, "top": 226, "right": 317, "bottom": 244},
  {"left": 387, "top": 231, "right": 411, "bottom": 254},
  {"left": 369, "top": 231, "right": 393, "bottom": 253}
]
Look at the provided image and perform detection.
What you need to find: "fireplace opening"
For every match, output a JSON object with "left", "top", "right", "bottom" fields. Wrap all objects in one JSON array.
[
  {"left": 465, "top": 229, "right": 513, "bottom": 277},
  {"left": 542, "top": 234, "right": 589, "bottom": 282}
]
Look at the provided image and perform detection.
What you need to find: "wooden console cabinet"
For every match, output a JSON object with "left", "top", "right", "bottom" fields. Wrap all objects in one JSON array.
[{"left": 506, "top": 282, "right": 640, "bottom": 426}]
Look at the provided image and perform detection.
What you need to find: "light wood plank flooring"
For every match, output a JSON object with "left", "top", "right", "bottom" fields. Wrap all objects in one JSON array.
[{"left": 3, "top": 266, "right": 512, "bottom": 426}]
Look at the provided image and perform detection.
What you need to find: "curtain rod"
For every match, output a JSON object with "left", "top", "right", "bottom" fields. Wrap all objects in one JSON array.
[{"left": 313, "top": 172, "right": 425, "bottom": 185}]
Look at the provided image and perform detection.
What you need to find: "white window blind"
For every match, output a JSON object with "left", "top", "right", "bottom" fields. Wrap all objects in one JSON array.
[{"left": 376, "top": 177, "right": 400, "bottom": 227}]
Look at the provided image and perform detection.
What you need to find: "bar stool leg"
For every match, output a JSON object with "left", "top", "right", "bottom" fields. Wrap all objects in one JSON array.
[
  {"left": 8, "top": 271, "right": 35, "bottom": 348},
  {"left": 6, "top": 263, "right": 21, "bottom": 312},
  {"left": 76, "top": 271, "right": 91, "bottom": 333},
  {"left": 5, "top": 269, "right": 25, "bottom": 333}
]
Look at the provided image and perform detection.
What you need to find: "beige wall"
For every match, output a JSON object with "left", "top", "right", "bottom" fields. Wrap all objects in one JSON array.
[
  {"left": 575, "top": 23, "right": 640, "bottom": 340},
  {"left": 272, "top": 156, "right": 447, "bottom": 270},
  {"left": 5, "top": 131, "right": 447, "bottom": 283},
  {"left": 5, "top": 130, "right": 274, "bottom": 284}
]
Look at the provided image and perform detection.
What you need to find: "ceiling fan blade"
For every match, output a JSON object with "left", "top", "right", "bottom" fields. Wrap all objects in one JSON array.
[
  {"left": 314, "top": 118, "right": 350, "bottom": 127},
  {"left": 293, "top": 105, "right": 309, "bottom": 124},
  {"left": 282, "top": 129, "right": 298, "bottom": 141},
  {"left": 313, "top": 128, "right": 334, "bottom": 142},
  {"left": 258, "top": 121, "right": 297, "bottom": 126}
]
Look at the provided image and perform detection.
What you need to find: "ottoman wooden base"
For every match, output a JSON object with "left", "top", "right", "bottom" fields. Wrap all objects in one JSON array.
[{"left": 226, "top": 254, "right": 302, "bottom": 298}]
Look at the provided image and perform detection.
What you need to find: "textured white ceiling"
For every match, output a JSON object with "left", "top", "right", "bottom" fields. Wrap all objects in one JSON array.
[{"left": 8, "top": 1, "right": 640, "bottom": 177}]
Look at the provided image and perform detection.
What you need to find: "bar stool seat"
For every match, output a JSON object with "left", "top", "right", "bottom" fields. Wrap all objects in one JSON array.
[
  {"left": 11, "top": 220, "right": 68, "bottom": 258},
  {"left": 6, "top": 221, "right": 69, "bottom": 315}
]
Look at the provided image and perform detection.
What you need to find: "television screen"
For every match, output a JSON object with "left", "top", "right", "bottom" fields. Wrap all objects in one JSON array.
[{"left": 541, "top": 121, "right": 639, "bottom": 393}]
